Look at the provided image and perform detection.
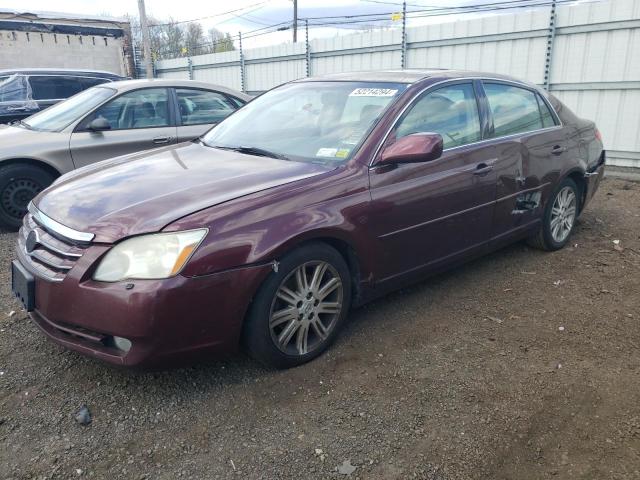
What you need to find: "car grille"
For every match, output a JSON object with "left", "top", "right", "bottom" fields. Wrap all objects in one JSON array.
[{"left": 17, "top": 212, "right": 88, "bottom": 282}]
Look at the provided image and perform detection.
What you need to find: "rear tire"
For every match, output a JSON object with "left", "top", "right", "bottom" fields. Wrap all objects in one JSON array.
[
  {"left": 0, "top": 164, "right": 55, "bottom": 230},
  {"left": 243, "top": 242, "right": 352, "bottom": 369},
  {"left": 528, "top": 177, "right": 580, "bottom": 251}
]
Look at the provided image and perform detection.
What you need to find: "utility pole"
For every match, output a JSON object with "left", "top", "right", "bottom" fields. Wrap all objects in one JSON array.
[
  {"left": 137, "top": 0, "right": 154, "bottom": 79},
  {"left": 401, "top": 0, "right": 407, "bottom": 69},
  {"left": 293, "top": 0, "right": 298, "bottom": 43}
]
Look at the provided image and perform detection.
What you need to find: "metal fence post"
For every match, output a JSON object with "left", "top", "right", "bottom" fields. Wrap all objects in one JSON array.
[
  {"left": 305, "top": 19, "right": 311, "bottom": 77},
  {"left": 187, "top": 57, "right": 193, "bottom": 80},
  {"left": 401, "top": 0, "right": 407, "bottom": 69},
  {"left": 239, "top": 31, "right": 246, "bottom": 93},
  {"left": 544, "top": 0, "right": 557, "bottom": 90}
]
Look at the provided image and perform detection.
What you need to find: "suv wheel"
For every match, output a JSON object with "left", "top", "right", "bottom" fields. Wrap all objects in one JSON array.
[
  {"left": 0, "top": 164, "right": 55, "bottom": 230},
  {"left": 243, "top": 243, "right": 352, "bottom": 369}
]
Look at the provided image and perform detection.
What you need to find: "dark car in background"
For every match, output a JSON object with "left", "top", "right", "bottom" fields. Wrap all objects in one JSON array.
[
  {"left": 0, "top": 79, "right": 251, "bottom": 229},
  {"left": 12, "top": 70, "right": 605, "bottom": 369},
  {"left": 0, "top": 68, "right": 124, "bottom": 124}
]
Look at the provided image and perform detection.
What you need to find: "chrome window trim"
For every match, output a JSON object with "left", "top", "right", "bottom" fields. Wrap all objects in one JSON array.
[
  {"left": 444, "top": 125, "right": 564, "bottom": 153},
  {"left": 368, "top": 76, "right": 564, "bottom": 167},
  {"left": 28, "top": 203, "right": 94, "bottom": 243}
]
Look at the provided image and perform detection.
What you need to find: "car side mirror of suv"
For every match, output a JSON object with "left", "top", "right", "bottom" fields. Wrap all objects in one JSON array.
[
  {"left": 87, "top": 117, "right": 111, "bottom": 132},
  {"left": 379, "top": 132, "right": 443, "bottom": 165}
]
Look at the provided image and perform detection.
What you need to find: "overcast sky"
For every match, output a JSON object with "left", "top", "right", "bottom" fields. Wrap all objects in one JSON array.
[{"left": 1, "top": 0, "right": 583, "bottom": 48}]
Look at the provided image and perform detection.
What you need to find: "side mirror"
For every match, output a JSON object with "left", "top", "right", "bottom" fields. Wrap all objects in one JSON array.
[
  {"left": 87, "top": 117, "right": 111, "bottom": 132},
  {"left": 379, "top": 132, "right": 443, "bottom": 165}
]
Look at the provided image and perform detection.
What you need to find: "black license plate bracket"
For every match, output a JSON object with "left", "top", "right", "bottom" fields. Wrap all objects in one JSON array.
[{"left": 11, "top": 260, "right": 35, "bottom": 312}]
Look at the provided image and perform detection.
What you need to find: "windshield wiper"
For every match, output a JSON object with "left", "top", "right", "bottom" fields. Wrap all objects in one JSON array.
[
  {"left": 212, "top": 145, "right": 290, "bottom": 161},
  {"left": 10, "top": 120, "right": 32, "bottom": 130}
]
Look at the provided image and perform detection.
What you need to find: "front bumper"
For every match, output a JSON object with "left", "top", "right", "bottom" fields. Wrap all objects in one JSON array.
[{"left": 20, "top": 253, "right": 272, "bottom": 368}]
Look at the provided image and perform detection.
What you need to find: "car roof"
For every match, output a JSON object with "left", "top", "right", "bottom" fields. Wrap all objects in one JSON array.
[
  {"left": 98, "top": 79, "right": 252, "bottom": 100},
  {"left": 298, "top": 69, "right": 536, "bottom": 87},
  {"left": 0, "top": 68, "right": 124, "bottom": 78}
]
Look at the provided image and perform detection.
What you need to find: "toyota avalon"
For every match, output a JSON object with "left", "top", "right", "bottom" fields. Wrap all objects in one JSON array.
[{"left": 11, "top": 70, "right": 605, "bottom": 369}]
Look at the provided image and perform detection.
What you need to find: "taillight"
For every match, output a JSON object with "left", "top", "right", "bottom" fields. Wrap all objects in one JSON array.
[{"left": 595, "top": 128, "right": 603, "bottom": 142}]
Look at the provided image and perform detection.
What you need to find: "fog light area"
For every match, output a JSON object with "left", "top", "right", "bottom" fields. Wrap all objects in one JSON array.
[{"left": 112, "top": 336, "right": 132, "bottom": 353}]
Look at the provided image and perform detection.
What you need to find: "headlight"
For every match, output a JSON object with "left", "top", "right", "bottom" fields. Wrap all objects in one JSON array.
[{"left": 93, "top": 229, "right": 208, "bottom": 282}]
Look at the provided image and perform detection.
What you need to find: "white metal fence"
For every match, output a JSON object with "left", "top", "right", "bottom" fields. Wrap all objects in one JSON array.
[{"left": 156, "top": 0, "right": 640, "bottom": 168}]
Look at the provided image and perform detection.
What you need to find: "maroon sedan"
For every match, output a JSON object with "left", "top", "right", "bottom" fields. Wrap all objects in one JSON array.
[{"left": 11, "top": 70, "right": 605, "bottom": 369}]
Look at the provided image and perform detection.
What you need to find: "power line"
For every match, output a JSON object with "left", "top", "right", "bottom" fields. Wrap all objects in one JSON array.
[
  {"left": 153, "top": 0, "right": 583, "bottom": 58},
  {"left": 148, "top": 1, "right": 270, "bottom": 28},
  {"left": 306, "top": 0, "right": 573, "bottom": 20},
  {"left": 304, "top": 0, "right": 580, "bottom": 25},
  {"left": 216, "top": 4, "right": 275, "bottom": 26}
]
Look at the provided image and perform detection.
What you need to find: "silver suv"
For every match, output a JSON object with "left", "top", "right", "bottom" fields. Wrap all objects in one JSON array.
[{"left": 0, "top": 79, "right": 250, "bottom": 229}]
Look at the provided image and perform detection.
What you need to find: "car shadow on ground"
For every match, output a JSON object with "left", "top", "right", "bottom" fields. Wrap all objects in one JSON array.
[{"left": 50, "top": 229, "right": 559, "bottom": 394}]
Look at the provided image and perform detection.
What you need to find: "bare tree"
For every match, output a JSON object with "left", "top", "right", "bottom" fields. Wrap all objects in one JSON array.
[
  {"left": 184, "top": 22, "right": 204, "bottom": 55},
  {"left": 127, "top": 15, "right": 235, "bottom": 62},
  {"left": 208, "top": 28, "right": 235, "bottom": 53}
]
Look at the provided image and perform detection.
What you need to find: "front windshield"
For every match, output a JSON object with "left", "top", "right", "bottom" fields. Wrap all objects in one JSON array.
[
  {"left": 203, "top": 81, "right": 407, "bottom": 164},
  {"left": 23, "top": 86, "right": 116, "bottom": 132}
]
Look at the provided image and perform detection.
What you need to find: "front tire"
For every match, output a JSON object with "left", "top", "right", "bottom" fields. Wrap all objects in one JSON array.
[
  {"left": 528, "top": 177, "right": 580, "bottom": 251},
  {"left": 243, "top": 242, "right": 352, "bottom": 369},
  {"left": 0, "top": 164, "right": 55, "bottom": 230}
]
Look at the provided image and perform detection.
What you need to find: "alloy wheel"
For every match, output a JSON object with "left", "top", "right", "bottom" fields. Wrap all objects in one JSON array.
[
  {"left": 269, "top": 261, "right": 344, "bottom": 356},
  {"left": 550, "top": 186, "right": 577, "bottom": 243}
]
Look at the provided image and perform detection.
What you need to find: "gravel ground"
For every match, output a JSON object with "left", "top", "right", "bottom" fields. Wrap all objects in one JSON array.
[{"left": 1, "top": 178, "right": 639, "bottom": 480}]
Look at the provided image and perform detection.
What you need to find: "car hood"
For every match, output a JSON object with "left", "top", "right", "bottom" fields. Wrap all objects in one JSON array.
[
  {"left": 0, "top": 123, "right": 68, "bottom": 157},
  {"left": 35, "top": 142, "right": 331, "bottom": 243}
]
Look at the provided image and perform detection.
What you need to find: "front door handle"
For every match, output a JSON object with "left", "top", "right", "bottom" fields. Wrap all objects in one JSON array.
[
  {"left": 473, "top": 163, "right": 494, "bottom": 176},
  {"left": 551, "top": 145, "right": 567, "bottom": 155},
  {"left": 152, "top": 136, "right": 172, "bottom": 144}
]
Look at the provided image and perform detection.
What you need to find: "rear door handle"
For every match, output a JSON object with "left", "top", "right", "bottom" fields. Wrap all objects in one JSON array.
[
  {"left": 551, "top": 145, "right": 567, "bottom": 155},
  {"left": 152, "top": 136, "right": 172, "bottom": 144},
  {"left": 473, "top": 163, "right": 494, "bottom": 176}
]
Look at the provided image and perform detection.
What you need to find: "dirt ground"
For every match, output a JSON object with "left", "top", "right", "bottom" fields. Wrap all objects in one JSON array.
[{"left": 0, "top": 177, "right": 639, "bottom": 480}]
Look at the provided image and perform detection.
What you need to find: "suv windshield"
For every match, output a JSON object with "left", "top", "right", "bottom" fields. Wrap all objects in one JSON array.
[
  {"left": 203, "top": 81, "right": 407, "bottom": 164},
  {"left": 23, "top": 86, "right": 116, "bottom": 132}
]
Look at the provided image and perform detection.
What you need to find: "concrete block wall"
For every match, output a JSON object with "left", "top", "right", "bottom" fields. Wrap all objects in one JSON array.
[{"left": 0, "top": 30, "right": 126, "bottom": 76}]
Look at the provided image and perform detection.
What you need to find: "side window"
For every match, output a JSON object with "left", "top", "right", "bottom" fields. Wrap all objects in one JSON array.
[
  {"left": 90, "top": 88, "right": 170, "bottom": 130},
  {"left": 536, "top": 93, "right": 558, "bottom": 128},
  {"left": 0, "top": 75, "right": 28, "bottom": 102},
  {"left": 29, "top": 76, "right": 83, "bottom": 100},
  {"left": 394, "top": 83, "right": 481, "bottom": 149},
  {"left": 175, "top": 88, "right": 237, "bottom": 126},
  {"left": 483, "top": 83, "right": 544, "bottom": 137}
]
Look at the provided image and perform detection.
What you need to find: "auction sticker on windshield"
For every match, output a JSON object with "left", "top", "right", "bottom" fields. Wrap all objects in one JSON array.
[{"left": 349, "top": 88, "right": 398, "bottom": 97}]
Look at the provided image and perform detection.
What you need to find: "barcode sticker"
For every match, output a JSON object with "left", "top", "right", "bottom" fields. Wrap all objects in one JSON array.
[{"left": 349, "top": 88, "right": 398, "bottom": 97}]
